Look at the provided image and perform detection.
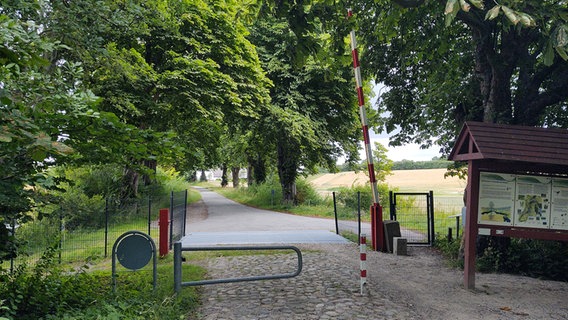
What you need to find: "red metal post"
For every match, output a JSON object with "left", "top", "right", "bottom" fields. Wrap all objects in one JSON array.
[{"left": 159, "top": 208, "right": 169, "bottom": 257}]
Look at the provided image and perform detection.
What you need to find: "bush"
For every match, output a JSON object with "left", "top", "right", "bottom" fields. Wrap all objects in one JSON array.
[
  {"left": 434, "top": 236, "right": 568, "bottom": 281},
  {"left": 59, "top": 191, "right": 106, "bottom": 230},
  {"left": 334, "top": 183, "right": 391, "bottom": 214},
  {"left": 294, "top": 178, "right": 324, "bottom": 206},
  {"left": 0, "top": 245, "right": 203, "bottom": 319}
]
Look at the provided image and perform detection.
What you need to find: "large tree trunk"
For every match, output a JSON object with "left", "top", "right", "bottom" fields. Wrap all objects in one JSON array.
[
  {"left": 471, "top": 25, "right": 515, "bottom": 124},
  {"left": 142, "top": 159, "right": 157, "bottom": 186},
  {"left": 252, "top": 154, "right": 266, "bottom": 185},
  {"left": 277, "top": 139, "right": 299, "bottom": 204},
  {"left": 247, "top": 160, "right": 253, "bottom": 187},
  {"left": 121, "top": 166, "right": 139, "bottom": 199},
  {"left": 231, "top": 167, "right": 240, "bottom": 188},
  {"left": 221, "top": 164, "right": 228, "bottom": 187}
]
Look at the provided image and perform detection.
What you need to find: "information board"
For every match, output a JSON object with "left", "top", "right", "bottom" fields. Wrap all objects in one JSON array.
[
  {"left": 479, "top": 172, "right": 568, "bottom": 231},
  {"left": 514, "top": 175, "right": 551, "bottom": 229},
  {"left": 478, "top": 172, "right": 515, "bottom": 226},
  {"left": 551, "top": 178, "right": 568, "bottom": 230}
]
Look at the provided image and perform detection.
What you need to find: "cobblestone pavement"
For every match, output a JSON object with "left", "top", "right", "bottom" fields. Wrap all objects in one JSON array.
[
  {"left": 191, "top": 243, "right": 420, "bottom": 320},
  {"left": 189, "top": 243, "right": 568, "bottom": 320}
]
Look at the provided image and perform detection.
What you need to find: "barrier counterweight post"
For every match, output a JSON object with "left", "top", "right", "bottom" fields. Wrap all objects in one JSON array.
[{"left": 360, "top": 233, "right": 367, "bottom": 295}]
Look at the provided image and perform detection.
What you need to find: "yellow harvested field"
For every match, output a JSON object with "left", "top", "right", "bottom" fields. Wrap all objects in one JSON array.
[{"left": 309, "top": 168, "right": 466, "bottom": 197}]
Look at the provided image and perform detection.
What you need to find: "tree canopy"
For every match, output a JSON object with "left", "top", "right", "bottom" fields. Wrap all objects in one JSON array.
[{"left": 351, "top": 0, "right": 568, "bottom": 154}]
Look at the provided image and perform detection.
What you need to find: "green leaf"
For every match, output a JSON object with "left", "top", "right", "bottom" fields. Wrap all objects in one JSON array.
[
  {"left": 29, "top": 148, "right": 47, "bottom": 161},
  {"left": 544, "top": 40, "right": 555, "bottom": 66},
  {"left": 444, "top": 0, "right": 458, "bottom": 15},
  {"left": 485, "top": 5, "right": 501, "bottom": 21},
  {"left": 0, "top": 133, "right": 13, "bottom": 142},
  {"left": 459, "top": 0, "right": 471, "bottom": 12},
  {"left": 501, "top": 6, "right": 520, "bottom": 25},
  {"left": 556, "top": 25, "right": 568, "bottom": 47},
  {"left": 445, "top": 0, "right": 460, "bottom": 26},
  {"left": 518, "top": 13, "right": 536, "bottom": 27},
  {"left": 556, "top": 47, "right": 568, "bottom": 61},
  {"left": 468, "top": 0, "right": 484, "bottom": 10}
]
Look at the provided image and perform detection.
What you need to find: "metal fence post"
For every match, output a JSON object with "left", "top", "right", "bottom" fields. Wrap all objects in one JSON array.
[
  {"left": 59, "top": 208, "right": 63, "bottom": 264},
  {"left": 357, "top": 191, "right": 361, "bottom": 245},
  {"left": 147, "top": 196, "right": 152, "bottom": 236},
  {"left": 183, "top": 189, "right": 188, "bottom": 236},
  {"left": 174, "top": 242, "right": 182, "bottom": 293},
  {"left": 10, "top": 217, "right": 15, "bottom": 273},
  {"left": 429, "top": 190, "right": 435, "bottom": 245},
  {"left": 389, "top": 191, "right": 396, "bottom": 220},
  {"left": 333, "top": 192, "right": 339, "bottom": 234},
  {"left": 169, "top": 191, "right": 174, "bottom": 250},
  {"left": 105, "top": 198, "right": 109, "bottom": 258}
]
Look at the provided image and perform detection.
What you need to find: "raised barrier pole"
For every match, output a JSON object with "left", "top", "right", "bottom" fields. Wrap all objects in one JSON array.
[{"left": 348, "top": 9, "right": 384, "bottom": 251}]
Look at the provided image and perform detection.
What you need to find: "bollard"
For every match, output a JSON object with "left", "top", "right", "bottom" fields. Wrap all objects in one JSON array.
[
  {"left": 360, "top": 233, "right": 367, "bottom": 294},
  {"left": 159, "top": 208, "right": 169, "bottom": 257}
]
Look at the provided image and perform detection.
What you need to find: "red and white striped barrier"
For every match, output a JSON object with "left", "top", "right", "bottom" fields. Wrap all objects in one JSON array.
[
  {"left": 348, "top": 9, "right": 380, "bottom": 206},
  {"left": 360, "top": 233, "right": 367, "bottom": 294}
]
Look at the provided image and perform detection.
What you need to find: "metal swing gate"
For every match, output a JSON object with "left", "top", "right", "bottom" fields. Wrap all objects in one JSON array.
[{"left": 389, "top": 191, "right": 434, "bottom": 245}]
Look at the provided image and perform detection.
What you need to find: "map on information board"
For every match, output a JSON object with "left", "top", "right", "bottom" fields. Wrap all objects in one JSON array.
[
  {"left": 551, "top": 178, "right": 568, "bottom": 230},
  {"left": 478, "top": 172, "right": 515, "bottom": 226},
  {"left": 514, "top": 175, "right": 551, "bottom": 229}
]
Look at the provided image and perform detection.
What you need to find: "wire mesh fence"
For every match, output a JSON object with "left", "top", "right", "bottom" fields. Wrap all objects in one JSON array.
[
  {"left": 2, "top": 191, "right": 187, "bottom": 271},
  {"left": 334, "top": 190, "right": 464, "bottom": 246},
  {"left": 170, "top": 190, "right": 188, "bottom": 249}
]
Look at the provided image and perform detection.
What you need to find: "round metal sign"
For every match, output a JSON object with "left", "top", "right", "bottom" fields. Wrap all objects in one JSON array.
[{"left": 116, "top": 233, "right": 153, "bottom": 270}]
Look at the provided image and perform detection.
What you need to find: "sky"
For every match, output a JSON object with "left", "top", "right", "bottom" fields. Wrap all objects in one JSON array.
[
  {"left": 362, "top": 83, "right": 441, "bottom": 162},
  {"left": 357, "top": 129, "right": 441, "bottom": 162}
]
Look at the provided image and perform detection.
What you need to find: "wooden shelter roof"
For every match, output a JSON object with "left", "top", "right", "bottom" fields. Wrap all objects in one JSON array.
[{"left": 448, "top": 121, "right": 568, "bottom": 166}]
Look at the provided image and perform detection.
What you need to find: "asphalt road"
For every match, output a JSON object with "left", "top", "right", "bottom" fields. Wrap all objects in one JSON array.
[{"left": 181, "top": 187, "right": 349, "bottom": 246}]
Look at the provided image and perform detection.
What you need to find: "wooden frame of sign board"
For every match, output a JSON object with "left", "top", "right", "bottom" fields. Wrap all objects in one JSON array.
[{"left": 448, "top": 122, "right": 568, "bottom": 290}]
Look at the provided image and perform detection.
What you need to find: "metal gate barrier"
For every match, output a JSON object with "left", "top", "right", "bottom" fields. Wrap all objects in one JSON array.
[
  {"left": 389, "top": 191, "right": 435, "bottom": 245},
  {"left": 173, "top": 242, "right": 302, "bottom": 293}
]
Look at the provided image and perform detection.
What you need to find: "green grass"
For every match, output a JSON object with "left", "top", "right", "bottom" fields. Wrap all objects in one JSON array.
[{"left": 1, "top": 252, "right": 205, "bottom": 319}]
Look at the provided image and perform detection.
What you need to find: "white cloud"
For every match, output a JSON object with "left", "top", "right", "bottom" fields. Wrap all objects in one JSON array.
[{"left": 369, "top": 137, "right": 440, "bottom": 162}]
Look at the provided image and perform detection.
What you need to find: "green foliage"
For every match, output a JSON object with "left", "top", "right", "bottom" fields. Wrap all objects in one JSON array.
[
  {"left": 433, "top": 236, "right": 464, "bottom": 269},
  {"left": 294, "top": 178, "right": 325, "bottom": 206},
  {"left": 352, "top": 0, "right": 568, "bottom": 156},
  {"left": 335, "top": 183, "right": 391, "bottom": 214},
  {"left": 249, "top": 9, "right": 361, "bottom": 201},
  {"left": 392, "top": 159, "right": 452, "bottom": 170},
  {"left": 0, "top": 12, "right": 100, "bottom": 262},
  {"left": 435, "top": 236, "right": 568, "bottom": 281},
  {"left": 0, "top": 246, "right": 203, "bottom": 319},
  {"left": 480, "top": 239, "right": 568, "bottom": 281}
]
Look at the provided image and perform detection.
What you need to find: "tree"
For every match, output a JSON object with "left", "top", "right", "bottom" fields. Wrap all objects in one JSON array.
[
  {"left": 46, "top": 0, "right": 271, "bottom": 195},
  {"left": 372, "top": 142, "right": 394, "bottom": 182},
  {"left": 350, "top": 0, "right": 568, "bottom": 154},
  {"left": 249, "top": 13, "right": 361, "bottom": 202},
  {"left": 0, "top": 13, "right": 103, "bottom": 261}
]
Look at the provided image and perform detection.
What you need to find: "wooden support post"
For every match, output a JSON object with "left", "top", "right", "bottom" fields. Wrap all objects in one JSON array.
[{"left": 464, "top": 161, "right": 480, "bottom": 289}]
